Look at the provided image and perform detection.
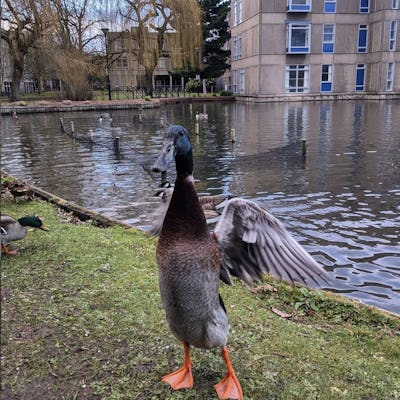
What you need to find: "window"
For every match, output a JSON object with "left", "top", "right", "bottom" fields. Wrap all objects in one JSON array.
[
  {"left": 360, "top": 0, "right": 369, "bottom": 13},
  {"left": 232, "top": 34, "right": 242, "bottom": 61},
  {"left": 285, "top": 65, "right": 310, "bottom": 93},
  {"left": 114, "top": 38, "right": 126, "bottom": 52},
  {"left": 232, "top": 0, "right": 242, "bottom": 26},
  {"left": 232, "top": 70, "right": 238, "bottom": 93},
  {"left": 386, "top": 62, "right": 394, "bottom": 91},
  {"left": 355, "top": 64, "right": 366, "bottom": 91},
  {"left": 239, "top": 70, "right": 245, "bottom": 94},
  {"left": 115, "top": 57, "right": 128, "bottom": 69},
  {"left": 322, "top": 24, "right": 335, "bottom": 53},
  {"left": 287, "top": 0, "right": 312, "bottom": 12},
  {"left": 324, "top": 0, "right": 336, "bottom": 12},
  {"left": 389, "top": 20, "right": 397, "bottom": 51},
  {"left": 357, "top": 25, "right": 368, "bottom": 52},
  {"left": 286, "top": 23, "right": 311, "bottom": 53},
  {"left": 321, "top": 64, "right": 333, "bottom": 92},
  {"left": 393, "top": 0, "right": 399, "bottom": 9},
  {"left": 3, "top": 81, "right": 11, "bottom": 93}
]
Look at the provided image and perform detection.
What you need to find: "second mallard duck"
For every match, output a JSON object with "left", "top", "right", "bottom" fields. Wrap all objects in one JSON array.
[
  {"left": 152, "top": 125, "right": 328, "bottom": 399},
  {"left": 1, "top": 215, "right": 49, "bottom": 255}
]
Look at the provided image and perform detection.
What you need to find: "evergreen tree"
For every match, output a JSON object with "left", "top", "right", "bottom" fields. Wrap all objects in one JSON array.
[{"left": 199, "top": 0, "right": 231, "bottom": 79}]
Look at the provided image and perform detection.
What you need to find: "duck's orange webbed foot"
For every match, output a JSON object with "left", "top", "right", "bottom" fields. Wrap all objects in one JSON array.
[
  {"left": 1, "top": 244, "right": 17, "bottom": 256},
  {"left": 162, "top": 342, "right": 193, "bottom": 390},
  {"left": 214, "top": 347, "right": 243, "bottom": 400}
]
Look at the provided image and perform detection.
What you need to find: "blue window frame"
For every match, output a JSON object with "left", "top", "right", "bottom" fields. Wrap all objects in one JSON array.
[
  {"left": 355, "top": 64, "right": 366, "bottom": 91},
  {"left": 360, "top": 0, "right": 369, "bottom": 13},
  {"left": 287, "top": 0, "right": 312, "bottom": 12},
  {"left": 322, "top": 24, "right": 335, "bottom": 53},
  {"left": 321, "top": 64, "right": 333, "bottom": 92},
  {"left": 286, "top": 23, "right": 311, "bottom": 53},
  {"left": 324, "top": 0, "right": 336, "bottom": 12},
  {"left": 357, "top": 25, "right": 368, "bottom": 52}
]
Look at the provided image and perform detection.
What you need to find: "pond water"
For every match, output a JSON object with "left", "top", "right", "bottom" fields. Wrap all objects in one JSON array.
[{"left": 1, "top": 100, "right": 400, "bottom": 314}]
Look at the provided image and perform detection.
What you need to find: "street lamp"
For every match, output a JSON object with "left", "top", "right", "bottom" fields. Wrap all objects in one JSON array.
[{"left": 101, "top": 27, "right": 112, "bottom": 101}]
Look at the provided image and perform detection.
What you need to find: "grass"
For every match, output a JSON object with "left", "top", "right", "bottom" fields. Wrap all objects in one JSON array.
[{"left": 1, "top": 199, "right": 399, "bottom": 399}]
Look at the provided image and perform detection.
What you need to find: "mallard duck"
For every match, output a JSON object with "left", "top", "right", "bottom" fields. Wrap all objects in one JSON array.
[
  {"left": 153, "top": 125, "right": 328, "bottom": 399},
  {"left": 1, "top": 215, "right": 49, "bottom": 255},
  {"left": 3, "top": 179, "right": 33, "bottom": 202}
]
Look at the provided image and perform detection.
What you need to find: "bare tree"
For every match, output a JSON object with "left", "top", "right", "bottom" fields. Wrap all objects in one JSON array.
[
  {"left": 1, "top": 0, "right": 53, "bottom": 102},
  {"left": 119, "top": 0, "right": 202, "bottom": 95}
]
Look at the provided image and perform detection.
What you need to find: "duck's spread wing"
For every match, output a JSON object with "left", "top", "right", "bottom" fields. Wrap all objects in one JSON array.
[
  {"left": 214, "top": 198, "right": 329, "bottom": 288},
  {"left": 148, "top": 188, "right": 173, "bottom": 236}
]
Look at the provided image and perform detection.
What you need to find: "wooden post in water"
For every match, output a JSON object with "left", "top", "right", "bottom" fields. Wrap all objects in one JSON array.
[
  {"left": 301, "top": 138, "right": 307, "bottom": 157},
  {"left": 195, "top": 122, "right": 199, "bottom": 135},
  {"left": 230, "top": 128, "right": 236, "bottom": 143},
  {"left": 70, "top": 121, "right": 75, "bottom": 135},
  {"left": 60, "top": 118, "right": 66, "bottom": 133}
]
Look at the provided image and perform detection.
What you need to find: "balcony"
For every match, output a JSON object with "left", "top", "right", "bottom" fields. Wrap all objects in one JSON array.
[{"left": 287, "top": 0, "right": 312, "bottom": 13}]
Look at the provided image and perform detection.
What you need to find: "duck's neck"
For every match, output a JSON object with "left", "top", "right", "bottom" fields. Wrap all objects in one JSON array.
[{"left": 161, "top": 175, "right": 209, "bottom": 240}]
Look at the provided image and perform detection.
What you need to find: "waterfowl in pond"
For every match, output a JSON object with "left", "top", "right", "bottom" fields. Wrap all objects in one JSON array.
[
  {"left": 195, "top": 111, "right": 208, "bottom": 121},
  {"left": 153, "top": 125, "right": 328, "bottom": 399},
  {"left": 150, "top": 183, "right": 230, "bottom": 235},
  {"left": 1, "top": 215, "right": 49, "bottom": 255}
]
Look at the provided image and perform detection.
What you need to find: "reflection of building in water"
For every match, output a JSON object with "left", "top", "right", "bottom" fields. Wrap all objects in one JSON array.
[
  {"left": 283, "top": 104, "right": 309, "bottom": 143},
  {"left": 230, "top": 0, "right": 400, "bottom": 100}
]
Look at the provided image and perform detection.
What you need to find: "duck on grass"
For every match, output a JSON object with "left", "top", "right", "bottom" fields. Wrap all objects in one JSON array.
[{"left": 152, "top": 125, "right": 329, "bottom": 399}]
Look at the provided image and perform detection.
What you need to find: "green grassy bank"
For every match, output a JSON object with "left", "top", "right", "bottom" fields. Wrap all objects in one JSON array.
[{"left": 1, "top": 199, "right": 399, "bottom": 399}]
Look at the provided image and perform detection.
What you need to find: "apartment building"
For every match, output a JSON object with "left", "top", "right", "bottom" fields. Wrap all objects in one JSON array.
[{"left": 230, "top": 0, "right": 400, "bottom": 100}]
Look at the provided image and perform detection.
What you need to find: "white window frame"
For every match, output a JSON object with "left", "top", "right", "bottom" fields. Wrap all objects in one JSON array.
[
  {"left": 286, "top": 23, "right": 311, "bottom": 53},
  {"left": 232, "top": 0, "right": 243, "bottom": 26},
  {"left": 285, "top": 64, "right": 310, "bottom": 93},
  {"left": 287, "top": 0, "right": 312, "bottom": 12},
  {"left": 324, "top": 0, "right": 336, "bottom": 13},
  {"left": 239, "top": 69, "right": 245, "bottom": 94},
  {"left": 232, "top": 70, "right": 239, "bottom": 94},
  {"left": 392, "top": 0, "right": 399, "bottom": 9},
  {"left": 232, "top": 34, "right": 242, "bottom": 61},
  {"left": 115, "top": 57, "right": 128, "bottom": 69},
  {"left": 386, "top": 62, "right": 394, "bottom": 91},
  {"left": 357, "top": 24, "right": 368, "bottom": 53},
  {"left": 389, "top": 20, "right": 397, "bottom": 51},
  {"left": 322, "top": 24, "right": 335, "bottom": 53},
  {"left": 321, "top": 64, "right": 333, "bottom": 92}
]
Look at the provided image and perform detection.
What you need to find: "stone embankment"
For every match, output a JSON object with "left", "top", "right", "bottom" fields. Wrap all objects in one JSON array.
[{"left": 0, "top": 96, "right": 235, "bottom": 115}]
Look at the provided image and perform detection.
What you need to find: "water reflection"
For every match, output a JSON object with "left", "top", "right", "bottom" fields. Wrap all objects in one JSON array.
[{"left": 1, "top": 100, "right": 399, "bottom": 314}]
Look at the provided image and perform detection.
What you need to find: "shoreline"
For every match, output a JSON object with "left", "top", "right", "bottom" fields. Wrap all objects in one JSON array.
[{"left": 0, "top": 96, "right": 235, "bottom": 115}]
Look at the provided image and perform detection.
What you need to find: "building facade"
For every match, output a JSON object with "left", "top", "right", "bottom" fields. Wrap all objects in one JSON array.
[
  {"left": 107, "top": 28, "right": 179, "bottom": 90},
  {"left": 230, "top": 0, "right": 400, "bottom": 100}
]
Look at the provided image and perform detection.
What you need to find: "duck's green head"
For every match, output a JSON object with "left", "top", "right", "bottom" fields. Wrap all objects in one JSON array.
[
  {"left": 18, "top": 216, "right": 49, "bottom": 231},
  {"left": 152, "top": 125, "right": 193, "bottom": 177}
]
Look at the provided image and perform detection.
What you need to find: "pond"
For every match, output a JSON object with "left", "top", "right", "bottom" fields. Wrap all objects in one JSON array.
[{"left": 1, "top": 100, "right": 399, "bottom": 314}]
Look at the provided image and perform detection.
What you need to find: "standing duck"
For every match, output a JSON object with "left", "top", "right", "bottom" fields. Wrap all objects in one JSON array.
[
  {"left": 1, "top": 215, "right": 49, "bottom": 255},
  {"left": 153, "top": 125, "right": 328, "bottom": 399}
]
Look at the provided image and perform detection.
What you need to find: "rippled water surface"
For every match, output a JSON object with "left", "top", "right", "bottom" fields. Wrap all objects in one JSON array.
[{"left": 1, "top": 100, "right": 399, "bottom": 314}]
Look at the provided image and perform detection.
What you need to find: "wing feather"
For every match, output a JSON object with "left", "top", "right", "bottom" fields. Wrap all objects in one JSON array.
[{"left": 214, "top": 198, "right": 329, "bottom": 288}]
